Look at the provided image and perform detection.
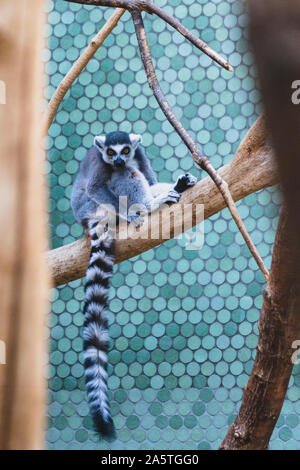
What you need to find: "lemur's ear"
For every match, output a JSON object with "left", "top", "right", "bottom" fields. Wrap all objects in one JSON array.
[
  {"left": 129, "top": 133, "right": 142, "bottom": 149},
  {"left": 94, "top": 135, "right": 106, "bottom": 149}
]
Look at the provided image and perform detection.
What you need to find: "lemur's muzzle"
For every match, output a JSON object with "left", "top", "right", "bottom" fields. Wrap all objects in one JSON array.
[{"left": 113, "top": 156, "right": 126, "bottom": 168}]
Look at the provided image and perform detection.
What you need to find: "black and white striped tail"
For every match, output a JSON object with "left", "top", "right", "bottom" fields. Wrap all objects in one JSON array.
[{"left": 83, "top": 220, "right": 115, "bottom": 438}]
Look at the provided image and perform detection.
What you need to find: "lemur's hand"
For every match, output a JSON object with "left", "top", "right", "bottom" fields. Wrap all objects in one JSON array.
[
  {"left": 150, "top": 189, "right": 181, "bottom": 212},
  {"left": 174, "top": 173, "right": 197, "bottom": 193},
  {"left": 165, "top": 189, "right": 181, "bottom": 203},
  {"left": 127, "top": 212, "right": 145, "bottom": 228}
]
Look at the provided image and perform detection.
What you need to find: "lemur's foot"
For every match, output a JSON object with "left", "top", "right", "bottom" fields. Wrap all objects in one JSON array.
[
  {"left": 151, "top": 189, "right": 181, "bottom": 210},
  {"left": 165, "top": 189, "right": 181, "bottom": 203},
  {"left": 174, "top": 173, "right": 197, "bottom": 193},
  {"left": 127, "top": 212, "right": 145, "bottom": 228}
]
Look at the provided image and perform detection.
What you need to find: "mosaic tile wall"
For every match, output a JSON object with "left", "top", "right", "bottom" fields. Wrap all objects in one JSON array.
[{"left": 46, "top": 0, "right": 300, "bottom": 450}]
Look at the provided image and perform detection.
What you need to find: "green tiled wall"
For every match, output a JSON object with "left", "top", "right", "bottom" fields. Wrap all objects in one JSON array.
[{"left": 46, "top": 0, "right": 300, "bottom": 450}]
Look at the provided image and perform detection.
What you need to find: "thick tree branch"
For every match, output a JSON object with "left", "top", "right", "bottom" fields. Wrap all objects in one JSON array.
[
  {"left": 47, "top": 147, "right": 276, "bottom": 287},
  {"left": 47, "top": 112, "right": 277, "bottom": 287},
  {"left": 42, "top": 8, "right": 125, "bottom": 135},
  {"left": 220, "top": 209, "right": 300, "bottom": 450}
]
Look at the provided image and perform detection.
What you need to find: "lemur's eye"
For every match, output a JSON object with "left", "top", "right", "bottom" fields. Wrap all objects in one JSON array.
[
  {"left": 122, "top": 147, "right": 130, "bottom": 155},
  {"left": 107, "top": 148, "right": 115, "bottom": 156}
]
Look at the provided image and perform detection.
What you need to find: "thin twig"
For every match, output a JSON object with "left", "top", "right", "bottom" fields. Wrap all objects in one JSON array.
[
  {"left": 131, "top": 10, "right": 269, "bottom": 280},
  {"left": 64, "top": 0, "right": 233, "bottom": 71},
  {"left": 42, "top": 8, "right": 125, "bottom": 135},
  {"left": 144, "top": 2, "right": 233, "bottom": 72}
]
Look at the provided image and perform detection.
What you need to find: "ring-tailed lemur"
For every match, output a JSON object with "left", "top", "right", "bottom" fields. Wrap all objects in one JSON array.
[{"left": 71, "top": 131, "right": 197, "bottom": 438}]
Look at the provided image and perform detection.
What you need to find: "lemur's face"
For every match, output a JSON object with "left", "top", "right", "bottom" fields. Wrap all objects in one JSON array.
[{"left": 94, "top": 132, "right": 142, "bottom": 169}]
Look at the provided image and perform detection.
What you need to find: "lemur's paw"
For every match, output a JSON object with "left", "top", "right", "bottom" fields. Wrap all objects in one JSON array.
[
  {"left": 133, "top": 216, "right": 145, "bottom": 228},
  {"left": 174, "top": 173, "right": 197, "bottom": 193},
  {"left": 127, "top": 213, "right": 145, "bottom": 228},
  {"left": 165, "top": 189, "right": 181, "bottom": 203}
]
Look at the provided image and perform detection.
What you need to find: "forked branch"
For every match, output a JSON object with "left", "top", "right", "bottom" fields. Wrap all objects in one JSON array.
[
  {"left": 63, "top": 0, "right": 269, "bottom": 279},
  {"left": 65, "top": 0, "right": 232, "bottom": 71}
]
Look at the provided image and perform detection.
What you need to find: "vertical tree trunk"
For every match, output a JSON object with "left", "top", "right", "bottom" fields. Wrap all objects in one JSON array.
[
  {"left": 220, "top": 209, "right": 300, "bottom": 449},
  {"left": 0, "top": 0, "right": 49, "bottom": 449}
]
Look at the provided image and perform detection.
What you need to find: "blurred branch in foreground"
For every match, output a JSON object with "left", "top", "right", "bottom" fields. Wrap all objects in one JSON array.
[
  {"left": 0, "top": 0, "right": 49, "bottom": 450},
  {"left": 221, "top": 0, "right": 300, "bottom": 450}
]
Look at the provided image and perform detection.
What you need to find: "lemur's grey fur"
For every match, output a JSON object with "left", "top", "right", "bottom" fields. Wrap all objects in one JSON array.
[{"left": 71, "top": 131, "right": 197, "bottom": 438}]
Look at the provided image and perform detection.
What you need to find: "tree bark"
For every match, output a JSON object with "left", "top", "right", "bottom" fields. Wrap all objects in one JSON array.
[
  {"left": 0, "top": 0, "right": 49, "bottom": 450},
  {"left": 220, "top": 208, "right": 300, "bottom": 449}
]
